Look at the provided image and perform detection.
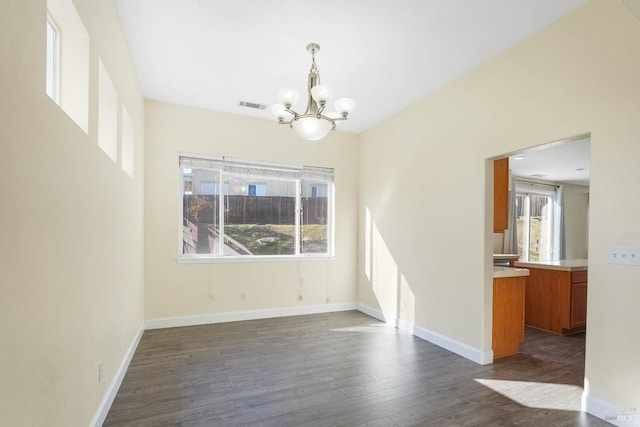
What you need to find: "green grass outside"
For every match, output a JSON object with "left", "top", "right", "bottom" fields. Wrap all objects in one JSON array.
[{"left": 224, "top": 224, "right": 327, "bottom": 255}]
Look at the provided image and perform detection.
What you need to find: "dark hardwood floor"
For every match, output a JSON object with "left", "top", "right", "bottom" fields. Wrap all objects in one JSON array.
[{"left": 103, "top": 311, "right": 610, "bottom": 426}]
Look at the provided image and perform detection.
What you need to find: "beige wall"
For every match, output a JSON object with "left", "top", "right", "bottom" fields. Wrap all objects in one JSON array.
[
  {"left": 358, "top": 0, "right": 639, "bottom": 412},
  {"left": 144, "top": 101, "right": 358, "bottom": 320},
  {"left": 0, "top": 0, "right": 145, "bottom": 426},
  {"left": 564, "top": 183, "right": 589, "bottom": 259}
]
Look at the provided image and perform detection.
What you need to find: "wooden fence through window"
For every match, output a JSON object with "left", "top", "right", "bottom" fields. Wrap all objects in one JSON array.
[{"left": 184, "top": 195, "right": 328, "bottom": 225}]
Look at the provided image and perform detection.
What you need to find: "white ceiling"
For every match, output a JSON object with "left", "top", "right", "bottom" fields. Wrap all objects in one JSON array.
[
  {"left": 114, "top": 0, "right": 587, "bottom": 135},
  {"left": 509, "top": 137, "right": 591, "bottom": 186}
]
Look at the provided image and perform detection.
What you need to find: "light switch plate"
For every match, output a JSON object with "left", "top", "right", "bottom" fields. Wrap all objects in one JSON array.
[{"left": 607, "top": 247, "right": 640, "bottom": 265}]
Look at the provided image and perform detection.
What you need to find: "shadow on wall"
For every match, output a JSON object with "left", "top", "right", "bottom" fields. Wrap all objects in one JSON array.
[{"left": 363, "top": 206, "right": 416, "bottom": 328}]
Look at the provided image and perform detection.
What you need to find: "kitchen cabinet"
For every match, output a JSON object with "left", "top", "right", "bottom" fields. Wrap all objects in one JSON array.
[
  {"left": 493, "top": 157, "right": 509, "bottom": 233},
  {"left": 570, "top": 271, "right": 587, "bottom": 329},
  {"left": 513, "top": 260, "right": 588, "bottom": 335},
  {"left": 492, "top": 267, "right": 529, "bottom": 359}
]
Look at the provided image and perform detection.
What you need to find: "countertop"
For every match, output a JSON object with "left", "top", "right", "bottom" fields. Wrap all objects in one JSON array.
[
  {"left": 513, "top": 259, "right": 588, "bottom": 272},
  {"left": 493, "top": 254, "right": 520, "bottom": 260},
  {"left": 493, "top": 266, "right": 530, "bottom": 278}
]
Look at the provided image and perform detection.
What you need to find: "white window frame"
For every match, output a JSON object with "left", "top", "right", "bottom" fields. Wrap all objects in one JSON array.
[
  {"left": 45, "top": 14, "right": 60, "bottom": 103},
  {"left": 178, "top": 153, "right": 335, "bottom": 263}
]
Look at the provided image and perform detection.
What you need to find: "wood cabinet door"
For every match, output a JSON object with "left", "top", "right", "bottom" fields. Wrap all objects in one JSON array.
[
  {"left": 550, "top": 270, "right": 572, "bottom": 333},
  {"left": 571, "top": 283, "right": 588, "bottom": 328},
  {"left": 493, "top": 276, "right": 526, "bottom": 358},
  {"left": 493, "top": 158, "right": 509, "bottom": 233},
  {"left": 525, "top": 268, "right": 572, "bottom": 334}
]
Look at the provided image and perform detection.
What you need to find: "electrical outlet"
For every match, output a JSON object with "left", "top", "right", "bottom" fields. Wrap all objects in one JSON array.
[
  {"left": 241, "top": 291, "right": 247, "bottom": 301},
  {"left": 608, "top": 247, "right": 640, "bottom": 265},
  {"left": 98, "top": 362, "right": 103, "bottom": 382}
]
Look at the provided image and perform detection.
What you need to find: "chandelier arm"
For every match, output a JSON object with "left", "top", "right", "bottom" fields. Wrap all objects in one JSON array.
[
  {"left": 284, "top": 107, "right": 299, "bottom": 118},
  {"left": 295, "top": 113, "right": 334, "bottom": 122},
  {"left": 316, "top": 114, "right": 337, "bottom": 129}
]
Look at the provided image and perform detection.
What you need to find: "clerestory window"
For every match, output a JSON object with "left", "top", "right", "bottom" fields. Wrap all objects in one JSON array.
[{"left": 45, "top": 15, "right": 59, "bottom": 102}]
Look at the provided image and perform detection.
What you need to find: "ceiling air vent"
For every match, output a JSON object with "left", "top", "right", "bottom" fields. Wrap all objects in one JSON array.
[{"left": 238, "top": 100, "right": 268, "bottom": 111}]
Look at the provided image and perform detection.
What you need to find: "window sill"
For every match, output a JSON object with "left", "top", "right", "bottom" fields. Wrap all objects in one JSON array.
[{"left": 177, "top": 255, "right": 335, "bottom": 264}]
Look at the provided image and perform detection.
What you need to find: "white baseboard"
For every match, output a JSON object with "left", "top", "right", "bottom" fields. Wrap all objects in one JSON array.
[
  {"left": 583, "top": 393, "right": 639, "bottom": 426},
  {"left": 356, "top": 303, "right": 493, "bottom": 365},
  {"left": 90, "top": 322, "right": 144, "bottom": 427},
  {"left": 145, "top": 302, "right": 358, "bottom": 330},
  {"left": 355, "top": 302, "right": 388, "bottom": 322}
]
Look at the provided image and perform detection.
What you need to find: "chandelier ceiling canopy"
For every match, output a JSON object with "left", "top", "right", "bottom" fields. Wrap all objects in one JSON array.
[{"left": 272, "top": 43, "right": 355, "bottom": 141}]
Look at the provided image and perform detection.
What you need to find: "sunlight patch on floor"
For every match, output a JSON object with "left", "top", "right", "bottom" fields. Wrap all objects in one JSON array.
[{"left": 475, "top": 378, "right": 583, "bottom": 411}]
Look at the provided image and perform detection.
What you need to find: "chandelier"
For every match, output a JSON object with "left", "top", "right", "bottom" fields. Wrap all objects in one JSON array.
[{"left": 272, "top": 43, "right": 356, "bottom": 141}]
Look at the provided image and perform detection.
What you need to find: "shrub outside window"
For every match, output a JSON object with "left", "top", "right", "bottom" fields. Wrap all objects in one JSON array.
[{"left": 180, "top": 155, "right": 334, "bottom": 259}]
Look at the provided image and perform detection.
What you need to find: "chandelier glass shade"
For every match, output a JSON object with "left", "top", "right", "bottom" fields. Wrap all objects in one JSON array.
[{"left": 272, "top": 43, "right": 355, "bottom": 141}]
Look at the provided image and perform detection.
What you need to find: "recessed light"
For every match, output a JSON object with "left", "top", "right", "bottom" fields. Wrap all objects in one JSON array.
[{"left": 513, "top": 156, "right": 526, "bottom": 160}]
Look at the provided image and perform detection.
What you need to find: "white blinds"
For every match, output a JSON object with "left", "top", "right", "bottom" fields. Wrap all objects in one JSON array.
[
  {"left": 180, "top": 155, "right": 333, "bottom": 182},
  {"left": 180, "top": 156, "right": 223, "bottom": 171},
  {"left": 515, "top": 178, "right": 557, "bottom": 194}
]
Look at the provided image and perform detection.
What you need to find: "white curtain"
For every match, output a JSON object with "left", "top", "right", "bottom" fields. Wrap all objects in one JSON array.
[
  {"left": 503, "top": 173, "right": 518, "bottom": 254},
  {"left": 553, "top": 184, "right": 566, "bottom": 260}
]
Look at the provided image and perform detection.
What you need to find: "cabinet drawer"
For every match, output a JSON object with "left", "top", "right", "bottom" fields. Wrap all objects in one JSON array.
[{"left": 571, "top": 271, "right": 587, "bottom": 284}]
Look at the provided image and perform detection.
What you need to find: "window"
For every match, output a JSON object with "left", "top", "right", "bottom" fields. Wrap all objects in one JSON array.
[
  {"left": 516, "top": 187, "right": 555, "bottom": 261},
  {"left": 180, "top": 155, "right": 334, "bottom": 259},
  {"left": 311, "top": 185, "right": 328, "bottom": 198},
  {"left": 184, "top": 180, "right": 193, "bottom": 195},
  {"left": 98, "top": 59, "right": 118, "bottom": 163},
  {"left": 46, "top": 0, "right": 90, "bottom": 132},
  {"left": 45, "top": 15, "right": 59, "bottom": 102},
  {"left": 201, "top": 182, "right": 215, "bottom": 195},
  {"left": 247, "top": 184, "right": 266, "bottom": 196},
  {"left": 301, "top": 183, "right": 330, "bottom": 253}
]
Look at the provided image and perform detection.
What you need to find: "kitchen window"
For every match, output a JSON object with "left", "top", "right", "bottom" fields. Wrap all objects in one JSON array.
[
  {"left": 515, "top": 186, "right": 556, "bottom": 261},
  {"left": 179, "top": 154, "right": 334, "bottom": 260}
]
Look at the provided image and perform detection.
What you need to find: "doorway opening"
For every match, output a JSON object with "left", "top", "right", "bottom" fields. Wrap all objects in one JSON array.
[{"left": 490, "top": 132, "right": 591, "bottom": 380}]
